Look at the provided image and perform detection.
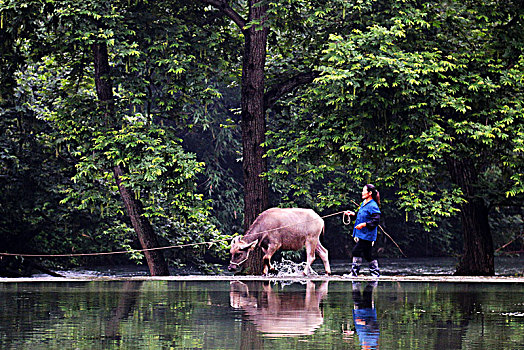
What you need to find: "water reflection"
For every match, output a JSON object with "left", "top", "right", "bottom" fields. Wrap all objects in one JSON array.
[
  {"left": 230, "top": 280, "right": 329, "bottom": 337},
  {"left": 104, "top": 281, "right": 142, "bottom": 340},
  {"left": 0, "top": 280, "right": 523, "bottom": 349},
  {"left": 342, "top": 282, "right": 380, "bottom": 349}
]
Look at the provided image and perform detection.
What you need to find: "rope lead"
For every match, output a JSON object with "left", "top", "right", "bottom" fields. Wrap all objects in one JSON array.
[{"left": 0, "top": 209, "right": 406, "bottom": 258}]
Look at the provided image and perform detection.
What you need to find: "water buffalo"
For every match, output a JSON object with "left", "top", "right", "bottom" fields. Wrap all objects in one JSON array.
[{"left": 228, "top": 208, "right": 331, "bottom": 275}]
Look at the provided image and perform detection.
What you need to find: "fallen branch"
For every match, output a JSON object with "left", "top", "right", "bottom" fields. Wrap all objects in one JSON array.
[
  {"left": 496, "top": 250, "right": 523, "bottom": 255},
  {"left": 27, "top": 260, "right": 65, "bottom": 277},
  {"left": 495, "top": 234, "right": 523, "bottom": 253}
]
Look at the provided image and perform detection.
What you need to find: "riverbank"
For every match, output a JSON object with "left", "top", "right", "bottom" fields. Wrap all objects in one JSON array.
[
  {"left": 1, "top": 274, "right": 523, "bottom": 283},
  {"left": 1, "top": 256, "right": 522, "bottom": 281}
]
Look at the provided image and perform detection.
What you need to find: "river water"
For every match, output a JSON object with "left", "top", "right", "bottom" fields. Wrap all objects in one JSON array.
[
  {"left": 1, "top": 279, "right": 523, "bottom": 349},
  {"left": 1, "top": 257, "right": 523, "bottom": 349}
]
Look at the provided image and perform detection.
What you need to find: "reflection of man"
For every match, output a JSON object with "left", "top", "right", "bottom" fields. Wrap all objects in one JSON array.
[{"left": 351, "top": 281, "right": 380, "bottom": 349}]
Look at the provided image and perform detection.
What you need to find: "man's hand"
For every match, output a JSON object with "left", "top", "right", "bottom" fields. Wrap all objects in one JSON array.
[{"left": 355, "top": 223, "right": 366, "bottom": 230}]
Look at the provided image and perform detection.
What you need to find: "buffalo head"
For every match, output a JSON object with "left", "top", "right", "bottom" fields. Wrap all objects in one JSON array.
[{"left": 228, "top": 236, "right": 258, "bottom": 272}]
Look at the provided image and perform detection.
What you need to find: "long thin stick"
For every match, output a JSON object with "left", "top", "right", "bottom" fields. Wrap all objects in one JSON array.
[
  {"left": 350, "top": 199, "right": 407, "bottom": 258},
  {"left": 495, "top": 234, "right": 523, "bottom": 253}
]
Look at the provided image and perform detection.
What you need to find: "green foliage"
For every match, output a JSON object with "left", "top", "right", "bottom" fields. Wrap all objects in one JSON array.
[
  {"left": 0, "top": 0, "right": 237, "bottom": 271},
  {"left": 266, "top": 0, "right": 523, "bottom": 242},
  {"left": 1, "top": 0, "right": 523, "bottom": 271}
]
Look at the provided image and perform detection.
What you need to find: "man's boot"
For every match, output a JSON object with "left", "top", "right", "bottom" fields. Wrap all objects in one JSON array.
[
  {"left": 369, "top": 259, "right": 380, "bottom": 277},
  {"left": 350, "top": 257, "right": 362, "bottom": 277}
]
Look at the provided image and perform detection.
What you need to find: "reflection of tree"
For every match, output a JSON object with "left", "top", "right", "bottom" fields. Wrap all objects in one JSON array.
[
  {"left": 230, "top": 280, "right": 329, "bottom": 339},
  {"left": 240, "top": 318, "right": 265, "bottom": 350},
  {"left": 382, "top": 283, "right": 524, "bottom": 349},
  {"left": 418, "top": 284, "right": 488, "bottom": 349},
  {"left": 105, "top": 281, "right": 143, "bottom": 340},
  {"left": 437, "top": 284, "right": 482, "bottom": 349}
]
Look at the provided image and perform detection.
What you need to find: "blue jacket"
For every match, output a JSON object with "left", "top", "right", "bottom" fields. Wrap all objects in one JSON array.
[
  {"left": 353, "top": 199, "right": 381, "bottom": 241},
  {"left": 353, "top": 308, "right": 380, "bottom": 348}
]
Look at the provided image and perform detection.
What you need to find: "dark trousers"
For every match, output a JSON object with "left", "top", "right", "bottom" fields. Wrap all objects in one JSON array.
[{"left": 352, "top": 239, "right": 375, "bottom": 262}]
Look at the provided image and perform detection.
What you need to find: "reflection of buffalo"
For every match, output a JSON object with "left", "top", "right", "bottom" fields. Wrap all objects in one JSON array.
[{"left": 230, "top": 280, "right": 329, "bottom": 337}]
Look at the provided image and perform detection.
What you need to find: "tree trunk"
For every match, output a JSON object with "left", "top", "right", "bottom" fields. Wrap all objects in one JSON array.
[
  {"left": 239, "top": 1, "right": 270, "bottom": 274},
  {"left": 113, "top": 165, "right": 170, "bottom": 276},
  {"left": 241, "top": 1, "right": 270, "bottom": 229},
  {"left": 454, "top": 196, "right": 494, "bottom": 276},
  {"left": 203, "top": 1, "right": 319, "bottom": 274},
  {"left": 93, "top": 42, "right": 169, "bottom": 276},
  {"left": 447, "top": 157, "right": 494, "bottom": 276}
]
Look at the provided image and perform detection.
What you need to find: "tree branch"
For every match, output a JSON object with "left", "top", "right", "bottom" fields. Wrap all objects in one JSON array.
[
  {"left": 264, "top": 71, "right": 320, "bottom": 110},
  {"left": 201, "top": 0, "right": 246, "bottom": 30}
]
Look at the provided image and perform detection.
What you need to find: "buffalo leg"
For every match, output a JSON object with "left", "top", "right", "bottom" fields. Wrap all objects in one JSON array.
[
  {"left": 315, "top": 241, "right": 331, "bottom": 275},
  {"left": 304, "top": 241, "right": 317, "bottom": 275},
  {"left": 262, "top": 260, "right": 270, "bottom": 275},
  {"left": 262, "top": 243, "right": 280, "bottom": 275}
]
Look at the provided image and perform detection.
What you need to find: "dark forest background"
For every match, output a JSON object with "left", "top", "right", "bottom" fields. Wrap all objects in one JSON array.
[{"left": 1, "top": 0, "right": 523, "bottom": 276}]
